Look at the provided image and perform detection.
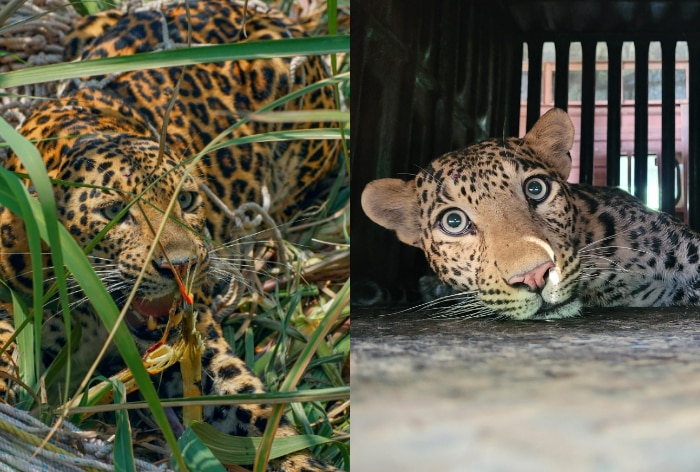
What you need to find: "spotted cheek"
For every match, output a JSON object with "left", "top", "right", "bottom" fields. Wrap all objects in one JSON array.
[
  {"left": 195, "top": 243, "right": 211, "bottom": 273},
  {"left": 424, "top": 238, "right": 480, "bottom": 293},
  {"left": 184, "top": 213, "right": 207, "bottom": 235},
  {"left": 118, "top": 247, "right": 147, "bottom": 279}
]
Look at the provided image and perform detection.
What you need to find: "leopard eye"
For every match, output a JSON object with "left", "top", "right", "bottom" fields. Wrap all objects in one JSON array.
[
  {"left": 101, "top": 202, "right": 124, "bottom": 220},
  {"left": 438, "top": 208, "right": 471, "bottom": 235},
  {"left": 524, "top": 176, "right": 551, "bottom": 202},
  {"left": 177, "top": 191, "right": 198, "bottom": 211}
]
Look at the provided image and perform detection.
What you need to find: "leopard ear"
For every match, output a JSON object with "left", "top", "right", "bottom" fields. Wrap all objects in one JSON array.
[
  {"left": 361, "top": 178, "right": 422, "bottom": 248},
  {"left": 522, "top": 107, "right": 574, "bottom": 180}
]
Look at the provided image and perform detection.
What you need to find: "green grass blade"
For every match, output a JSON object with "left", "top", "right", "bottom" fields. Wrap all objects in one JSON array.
[
  {"left": 59, "top": 386, "right": 351, "bottom": 415},
  {"left": 9, "top": 293, "right": 34, "bottom": 405},
  {"left": 207, "top": 128, "right": 348, "bottom": 150},
  {"left": 248, "top": 110, "right": 349, "bottom": 123},
  {"left": 67, "top": 0, "right": 104, "bottom": 16},
  {"left": 191, "top": 422, "right": 336, "bottom": 464},
  {"left": 111, "top": 379, "right": 136, "bottom": 472},
  {"left": 328, "top": 0, "right": 338, "bottom": 37},
  {"left": 177, "top": 427, "right": 227, "bottom": 472},
  {"left": 0, "top": 36, "right": 350, "bottom": 88},
  {"left": 0, "top": 170, "right": 43, "bottom": 395},
  {"left": 0, "top": 114, "right": 76, "bottom": 406}
]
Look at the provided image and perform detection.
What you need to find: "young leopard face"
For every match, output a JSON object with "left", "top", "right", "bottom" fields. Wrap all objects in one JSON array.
[
  {"left": 363, "top": 109, "right": 582, "bottom": 319},
  {"left": 362, "top": 108, "right": 700, "bottom": 319}
]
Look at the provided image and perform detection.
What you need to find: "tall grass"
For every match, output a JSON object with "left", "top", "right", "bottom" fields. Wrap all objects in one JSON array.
[{"left": 0, "top": 0, "right": 350, "bottom": 469}]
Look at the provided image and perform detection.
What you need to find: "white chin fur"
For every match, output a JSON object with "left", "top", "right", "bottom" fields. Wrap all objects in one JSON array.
[{"left": 529, "top": 298, "right": 583, "bottom": 320}]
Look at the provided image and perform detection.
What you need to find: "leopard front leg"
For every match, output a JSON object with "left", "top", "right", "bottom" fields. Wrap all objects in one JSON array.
[{"left": 196, "top": 310, "right": 339, "bottom": 472}]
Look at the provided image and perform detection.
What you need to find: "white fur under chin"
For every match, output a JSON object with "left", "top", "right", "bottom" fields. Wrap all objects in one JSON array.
[{"left": 529, "top": 298, "right": 583, "bottom": 320}]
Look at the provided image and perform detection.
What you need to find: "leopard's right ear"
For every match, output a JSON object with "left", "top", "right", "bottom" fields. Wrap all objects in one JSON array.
[
  {"left": 361, "top": 178, "right": 422, "bottom": 248},
  {"left": 522, "top": 107, "right": 574, "bottom": 180}
]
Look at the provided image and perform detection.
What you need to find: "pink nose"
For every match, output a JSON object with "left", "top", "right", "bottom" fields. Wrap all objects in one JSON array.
[{"left": 507, "top": 261, "right": 555, "bottom": 292}]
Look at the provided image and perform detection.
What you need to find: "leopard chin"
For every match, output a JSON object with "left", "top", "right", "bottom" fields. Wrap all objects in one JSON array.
[{"left": 529, "top": 298, "right": 583, "bottom": 320}]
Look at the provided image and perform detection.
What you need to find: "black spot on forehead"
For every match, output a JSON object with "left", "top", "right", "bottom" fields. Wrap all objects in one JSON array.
[
  {"left": 420, "top": 136, "right": 557, "bottom": 187},
  {"left": 61, "top": 134, "right": 189, "bottom": 194}
]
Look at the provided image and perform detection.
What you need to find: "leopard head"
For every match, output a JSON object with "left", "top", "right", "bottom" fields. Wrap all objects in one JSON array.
[
  {"left": 362, "top": 108, "right": 584, "bottom": 319},
  {"left": 0, "top": 128, "right": 210, "bottom": 342}
]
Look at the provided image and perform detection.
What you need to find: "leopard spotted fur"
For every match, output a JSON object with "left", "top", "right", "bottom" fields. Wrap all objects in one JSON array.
[{"left": 362, "top": 108, "right": 700, "bottom": 320}]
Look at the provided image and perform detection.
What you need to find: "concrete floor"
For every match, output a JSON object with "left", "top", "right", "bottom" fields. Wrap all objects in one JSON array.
[{"left": 352, "top": 306, "right": 700, "bottom": 471}]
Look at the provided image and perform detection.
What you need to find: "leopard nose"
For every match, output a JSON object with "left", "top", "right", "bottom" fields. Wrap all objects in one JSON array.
[
  {"left": 507, "top": 261, "right": 555, "bottom": 292},
  {"left": 153, "top": 257, "right": 197, "bottom": 279}
]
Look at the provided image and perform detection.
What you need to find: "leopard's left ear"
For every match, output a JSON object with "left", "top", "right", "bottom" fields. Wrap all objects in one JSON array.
[{"left": 522, "top": 108, "right": 574, "bottom": 180}]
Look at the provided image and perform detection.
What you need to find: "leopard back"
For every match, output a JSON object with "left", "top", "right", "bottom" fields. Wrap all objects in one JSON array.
[{"left": 65, "top": 0, "right": 337, "bottom": 238}]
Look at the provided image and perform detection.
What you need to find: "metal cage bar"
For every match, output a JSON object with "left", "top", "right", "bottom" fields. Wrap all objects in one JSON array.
[
  {"left": 634, "top": 39, "right": 650, "bottom": 204},
  {"left": 660, "top": 39, "right": 677, "bottom": 215},
  {"left": 554, "top": 40, "right": 570, "bottom": 110},
  {"left": 579, "top": 40, "right": 596, "bottom": 184},
  {"left": 606, "top": 40, "right": 623, "bottom": 187},
  {"left": 526, "top": 39, "right": 543, "bottom": 129}
]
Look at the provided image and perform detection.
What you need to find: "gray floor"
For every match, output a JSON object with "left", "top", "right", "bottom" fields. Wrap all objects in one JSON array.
[{"left": 352, "top": 306, "right": 700, "bottom": 471}]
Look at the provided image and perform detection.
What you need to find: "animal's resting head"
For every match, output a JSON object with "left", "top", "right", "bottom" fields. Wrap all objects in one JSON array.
[
  {"left": 361, "top": 108, "right": 584, "bottom": 320},
  {"left": 0, "top": 124, "right": 211, "bottom": 343}
]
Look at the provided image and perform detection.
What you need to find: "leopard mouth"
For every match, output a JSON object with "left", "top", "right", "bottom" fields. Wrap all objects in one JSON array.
[{"left": 124, "top": 292, "right": 178, "bottom": 341}]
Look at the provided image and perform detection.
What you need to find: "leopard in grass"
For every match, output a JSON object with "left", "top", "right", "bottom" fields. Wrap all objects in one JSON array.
[
  {"left": 0, "top": 0, "right": 341, "bottom": 470},
  {"left": 362, "top": 107, "right": 700, "bottom": 320}
]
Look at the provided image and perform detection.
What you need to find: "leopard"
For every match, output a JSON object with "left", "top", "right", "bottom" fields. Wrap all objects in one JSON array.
[
  {"left": 0, "top": 0, "right": 341, "bottom": 470},
  {"left": 362, "top": 107, "right": 700, "bottom": 320}
]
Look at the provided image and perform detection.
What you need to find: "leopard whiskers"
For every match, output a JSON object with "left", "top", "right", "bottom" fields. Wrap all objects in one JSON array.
[
  {"left": 382, "top": 290, "right": 495, "bottom": 321},
  {"left": 578, "top": 255, "right": 630, "bottom": 274},
  {"left": 577, "top": 227, "right": 652, "bottom": 255},
  {"left": 426, "top": 303, "right": 495, "bottom": 321},
  {"left": 209, "top": 236, "right": 296, "bottom": 286},
  {"left": 576, "top": 234, "right": 655, "bottom": 280},
  {"left": 67, "top": 280, "right": 131, "bottom": 312},
  {"left": 579, "top": 244, "right": 653, "bottom": 258}
]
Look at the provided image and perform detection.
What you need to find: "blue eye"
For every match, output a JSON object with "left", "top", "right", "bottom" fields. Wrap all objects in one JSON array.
[
  {"left": 524, "top": 176, "right": 550, "bottom": 202},
  {"left": 438, "top": 208, "right": 471, "bottom": 235}
]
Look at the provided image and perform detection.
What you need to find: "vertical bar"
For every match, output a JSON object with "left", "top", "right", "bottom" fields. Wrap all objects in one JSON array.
[
  {"left": 689, "top": 41, "right": 700, "bottom": 229},
  {"left": 486, "top": 28, "right": 503, "bottom": 138},
  {"left": 579, "top": 41, "right": 596, "bottom": 185},
  {"left": 634, "top": 40, "right": 649, "bottom": 204},
  {"left": 554, "top": 40, "right": 570, "bottom": 110},
  {"left": 607, "top": 40, "right": 623, "bottom": 187},
  {"left": 505, "top": 41, "right": 524, "bottom": 137},
  {"left": 660, "top": 40, "right": 677, "bottom": 216},
  {"left": 526, "top": 39, "right": 543, "bottom": 129}
]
